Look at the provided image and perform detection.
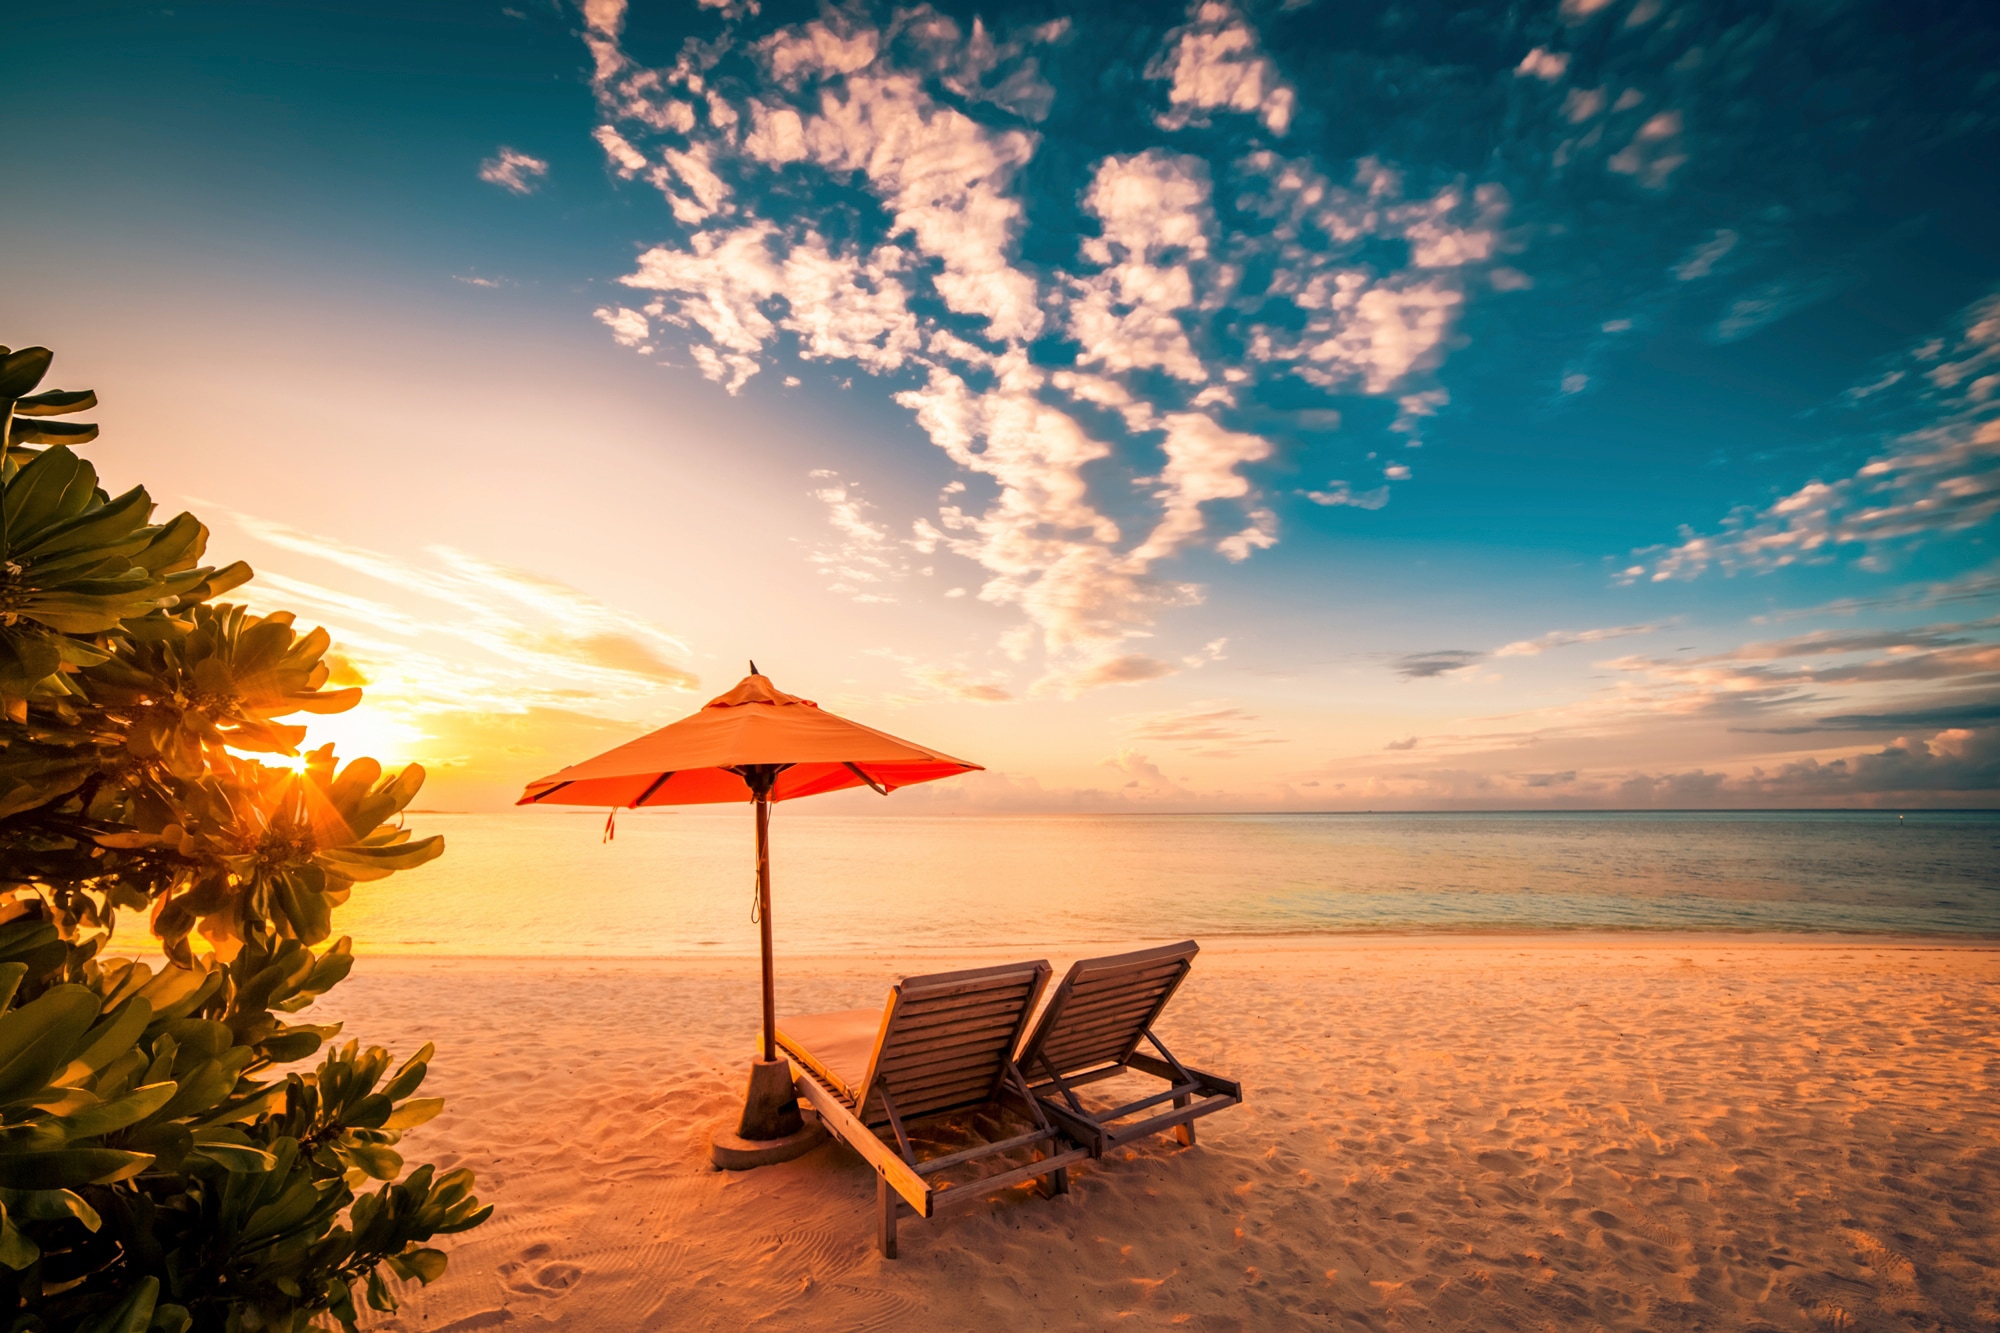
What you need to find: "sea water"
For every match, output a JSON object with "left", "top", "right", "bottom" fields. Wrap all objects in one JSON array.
[{"left": 327, "top": 809, "right": 2000, "bottom": 956}]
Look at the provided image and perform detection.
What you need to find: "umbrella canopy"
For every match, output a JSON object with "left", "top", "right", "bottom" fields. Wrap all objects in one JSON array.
[
  {"left": 517, "top": 670, "right": 979, "bottom": 808},
  {"left": 516, "top": 667, "right": 980, "bottom": 1103}
]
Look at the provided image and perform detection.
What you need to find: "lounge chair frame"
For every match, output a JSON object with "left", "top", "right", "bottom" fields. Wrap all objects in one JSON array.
[
  {"left": 1016, "top": 940, "right": 1242, "bottom": 1158},
  {"left": 781, "top": 960, "right": 1090, "bottom": 1258}
]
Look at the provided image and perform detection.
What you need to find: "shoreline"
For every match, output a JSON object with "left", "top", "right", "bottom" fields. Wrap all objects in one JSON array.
[{"left": 334, "top": 929, "right": 2000, "bottom": 970}]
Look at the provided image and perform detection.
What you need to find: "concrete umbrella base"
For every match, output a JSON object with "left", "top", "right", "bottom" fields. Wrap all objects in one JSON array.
[
  {"left": 709, "top": 1056, "right": 827, "bottom": 1170},
  {"left": 709, "top": 1119, "right": 826, "bottom": 1169}
]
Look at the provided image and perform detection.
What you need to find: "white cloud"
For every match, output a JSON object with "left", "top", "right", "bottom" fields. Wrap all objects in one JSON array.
[
  {"left": 1607, "top": 110, "right": 1687, "bottom": 188},
  {"left": 1673, "top": 228, "right": 1738, "bottom": 281},
  {"left": 1494, "top": 624, "right": 1661, "bottom": 656},
  {"left": 1148, "top": 1, "right": 1296, "bottom": 135},
  {"left": 909, "top": 663, "right": 1014, "bottom": 703},
  {"left": 592, "top": 124, "right": 648, "bottom": 177},
  {"left": 593, "top": 306, "right": 652, "bottom": 353},
  {"left": 798, "top": 68, "right": 1043, "bottom": 342},
  {"left": 577, "top": 5, "right": 1513, "bottom": 693},
  {"left": 1070, "top": 151, "right": 1214, "bottom": 384},
  {"left": 1711, "top": 275, "right": 1841, "bottom": 344},
  {"left": 1515, "top": 47, "right": 1570, "bottom": 81},
  {"left": 1303, "top": 480, "right": 1390, "bottom": 509},
  {"left": 478, "top": 147, "right": 549, "bottom": 195},
  {"left": 1562, "top": 86, "right": 1606, "bottom": 121},
  {"left": 1124, "top": 701, "right": 1285, "bottom": 757},
  {"left": 1131, "top": 413, "right": 1276, "bottom": 564},
  {"left": 1635, "top": 290, "right": 2000, "bottom": 581},
  {"left": 230, "top": 514, "right": 700, "bottom": 720},
  {"left": 804, "top": 471, "right": 904, "bottom": 603},
  {"left": 1237, "top": 155, "right": 1505, "bottom": 394}
]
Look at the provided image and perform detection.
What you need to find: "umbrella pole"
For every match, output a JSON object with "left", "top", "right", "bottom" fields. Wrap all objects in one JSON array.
[{"left": 755, "top": 788, "right": 776, "bottom": 1063}]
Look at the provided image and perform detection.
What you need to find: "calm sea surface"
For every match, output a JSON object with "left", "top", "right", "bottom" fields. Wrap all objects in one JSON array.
[{"left": 329, "top": 810, "right": 2000, "bottom": 956}]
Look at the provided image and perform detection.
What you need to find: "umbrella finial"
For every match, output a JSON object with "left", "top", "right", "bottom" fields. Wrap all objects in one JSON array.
[{"left": 749, "top": 659, "right": 760, "bottom": 676}]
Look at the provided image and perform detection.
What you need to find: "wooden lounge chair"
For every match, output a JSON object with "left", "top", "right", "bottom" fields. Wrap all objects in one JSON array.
[
  {"left": 779, "top": 959, "right": 1089, "bottom": 1258},
  {"left": 1015, "top": 940, "right": 1242, "bottom": 1157}
]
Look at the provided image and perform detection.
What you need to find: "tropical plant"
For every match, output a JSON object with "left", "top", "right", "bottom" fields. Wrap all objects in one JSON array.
[{"left": 0, "top": 344, "right": 489, "bottom": 1331}]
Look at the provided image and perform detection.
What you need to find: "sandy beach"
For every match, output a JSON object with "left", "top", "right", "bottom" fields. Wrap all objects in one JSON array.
[{"left": 322, "top": 936, "right": 2000, "bottom": 1332}]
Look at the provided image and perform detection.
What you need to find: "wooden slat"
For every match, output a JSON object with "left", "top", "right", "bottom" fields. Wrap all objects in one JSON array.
[
  {"left": 884, "top": 1020, "right": 1024, "bottom": 1064},
  {"left": 904, "top": 972, "right": 1041, "bottom": 998},
  {"left": 884, "top": 1072, "right": 1005, "bottom": 1111},
  {"left": 1099, "top": 1095, "right": 1238, "bottom": 1149},
  {"left": 884, "top": 1085, "right": 1002, "bottom": 1121},
  {"left": 1067, "top": 963, "right": 1187, "bottom": 995},
  {"left": 1041, "top": 1027, "right": 1147, "bottom": 1061},
  {"left": 913, "top": 1127, "right": 1055, "bottom": 1177},
  {"left": 927, "top": 1148, "right": 1090, "bottom": 1214},
  {"left": 1043, "top": 1019, "right": 1148, "bottom": 1050},
  {"left": 878, "top": 1051, "right": 1008, "bottom": 1086},
  {"left": 1066, "top": 942, "right": 1197, "bottom": 983},
  {"left": 1044, "top": 998, "right": 1167, "bottom": 1038},
  {"left": 795, "top": 1071, "right": 933, "bottom": 1216},
  {"left": 892, "top": 997, "right": 1035, "bottom": 1034},
  {"left": 1055, "top": 981, "right": 1177, "bottom": 1014},
  {"left": 881, "top": 1011, "right": 1025, "bottom": 1047}
]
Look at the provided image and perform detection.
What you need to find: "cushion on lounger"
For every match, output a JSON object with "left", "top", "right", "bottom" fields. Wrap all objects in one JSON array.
[{"left": 778, "top": 1007, "right": 883, "bottom": 1103}]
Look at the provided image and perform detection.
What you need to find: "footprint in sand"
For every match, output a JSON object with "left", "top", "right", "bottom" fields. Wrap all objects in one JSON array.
[{"left": 497, "top": 1244, "right": 585, "bottom": 1297}]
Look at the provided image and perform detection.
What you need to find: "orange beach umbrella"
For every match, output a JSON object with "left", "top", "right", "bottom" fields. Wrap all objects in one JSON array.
[{"left": 517, "top": 666, "right": 981, "bottom": 1068}]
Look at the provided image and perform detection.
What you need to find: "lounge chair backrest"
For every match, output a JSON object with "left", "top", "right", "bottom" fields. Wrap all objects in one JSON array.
[
  {"left": 1015, "top": 940, "right": 1199, "bottom": 1078},
  {"left": 857, "top": 959, "right": 1051, "bottom": 1127}
]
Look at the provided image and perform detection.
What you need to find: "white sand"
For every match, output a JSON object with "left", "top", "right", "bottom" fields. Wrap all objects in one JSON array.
[{"left": 323, "top": 937, "right": 2000, "bottom": 1331}]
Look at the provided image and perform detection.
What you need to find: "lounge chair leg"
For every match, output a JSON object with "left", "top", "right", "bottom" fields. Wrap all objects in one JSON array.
[
  {"left": 1048, "top": 1160, "right": 1070, "bottom": 1198},
  {"left": 877, "top": 1175, "right": 898, "bottom": 1259},
  {"left": 1174, "top": 1095, "right": 1195, "bottom": 1147}
]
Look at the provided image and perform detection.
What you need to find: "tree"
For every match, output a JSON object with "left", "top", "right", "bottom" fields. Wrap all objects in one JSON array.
[{"left": 0, "top": 344, "right": 490, "bottom": 1332}]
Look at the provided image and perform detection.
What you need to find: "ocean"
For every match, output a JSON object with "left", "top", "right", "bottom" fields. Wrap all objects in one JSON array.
[{"left": 330, "top": 809, "right": 2000, "bottom": 956}]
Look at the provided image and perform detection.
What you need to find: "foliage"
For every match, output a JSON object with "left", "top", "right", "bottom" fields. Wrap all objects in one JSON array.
[{"left": 0, "top": 345, "right": 489, "bottom": 1331}]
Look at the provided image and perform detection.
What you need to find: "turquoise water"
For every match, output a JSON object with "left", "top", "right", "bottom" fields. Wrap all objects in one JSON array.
[{"left": 328, "top": 809, "right": 2000, "bottom": 956}]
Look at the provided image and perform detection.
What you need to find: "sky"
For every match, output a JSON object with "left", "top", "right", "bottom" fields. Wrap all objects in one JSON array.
[{"left": 3, "top": 0, "right": 1998, "bottom": 811}]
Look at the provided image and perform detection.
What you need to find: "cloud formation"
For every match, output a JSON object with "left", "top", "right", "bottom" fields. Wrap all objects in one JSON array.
[
  {"left": 1634, "top": 290, "right": 2000, "bottom": 582},
  {"left": 1123, "top": 701, "right": 1285, "bottom": 757},
  {"left": 229, "top": 513, "right": 699, "bottom": 736},
  {"left": 478, "top": 147, "right": 549, "bottom": 194},
  {"left": 1149, "top": 2, "right": 1296, "bottom": 136},
  {"left": 578, "top": 1, "right": 1512, "bottom": 691}
]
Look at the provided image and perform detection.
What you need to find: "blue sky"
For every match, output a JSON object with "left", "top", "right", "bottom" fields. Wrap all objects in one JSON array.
[{"left": 4, "top": 0, "right": 1998, "bottom": 808}]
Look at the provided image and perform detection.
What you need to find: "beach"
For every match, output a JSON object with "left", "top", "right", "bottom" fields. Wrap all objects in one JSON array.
[{"left": 324, "top": 935, "right": 2000, "bottom": 1331}]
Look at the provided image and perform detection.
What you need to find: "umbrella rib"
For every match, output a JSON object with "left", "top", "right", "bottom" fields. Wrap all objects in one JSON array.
[
  {"left": 526, "top": 781, "right": 573, "bottom": 803},
  {"left": 632, "top": 771, "right": 676, "bottom": 807},
  {"left": 843, "top": 762, "right": 889, "bottom": 795}
]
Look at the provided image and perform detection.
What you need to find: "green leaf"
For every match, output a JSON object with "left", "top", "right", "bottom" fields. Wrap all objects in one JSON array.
[
  {"left": 365, "top": 1267, "right": 399, "bottom": 1313},
  {"left": 12, "top": 388, "right": 96, "bottom": 416},
  {"left": 344, "top": 1143, "right": 403, "bottom": 1181},
  {"left": 8, "top": 417, "right": 99, "bottom": 446},
  {"left": 0, "top": 1202, "right": 39, "bottom": 1271},
  {"left": 396, "top": 1246, "right": 448, "bottom": 1284},
  {"left": 187, "top": 1140, "right": 276, "bottom": 1173},
  {"left": 79, "top": 1276, "right": 159, "bottom": 1333},
  {"left": 0, "top": 984, "right": 101, "bottom": 1103},
  {"left": 0, "top": 1148, "right": 154, "bottom": 1190},
  {"left": 61, "top": 1081, "right": 177, "bottom": 1138},
  {"left": 0, "top": 347, "right": 51, "bottom": 399},
  {"left": 382, "top": 1097, "right": 444, "bottom": 1130},
  {"left": 0, "top": 626, "right": 64, "bottom": 697}
]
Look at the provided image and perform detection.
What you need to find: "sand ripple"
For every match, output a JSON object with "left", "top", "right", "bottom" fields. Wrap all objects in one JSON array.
[{"left": 323, "top": 938, "right": 2000, "bottom": 1331}]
